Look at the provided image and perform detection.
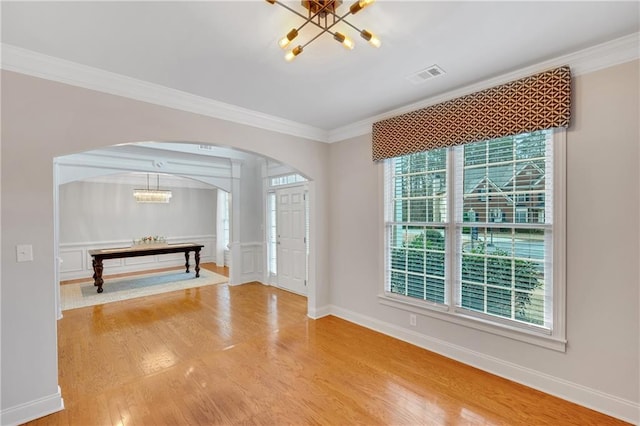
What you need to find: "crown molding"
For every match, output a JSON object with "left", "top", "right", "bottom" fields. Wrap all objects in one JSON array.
[
  {"left": 0, "top": 43, "right": 330, "bottom": 143},
  {"left": 2, "top": 32, "right": 638, "bottom": 145},
  {"left": 327, "top": 32, "right": 640, "bottom": 143}
]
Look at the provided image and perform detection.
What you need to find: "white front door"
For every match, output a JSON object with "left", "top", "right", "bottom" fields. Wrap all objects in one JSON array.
[{"left": 276, "top": 186, "right": 307, "bottom": 295}]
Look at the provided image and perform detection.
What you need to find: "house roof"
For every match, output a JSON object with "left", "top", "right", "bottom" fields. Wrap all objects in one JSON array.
[{"left": 464, "top": 160, "right": 545, "bottom": 194}]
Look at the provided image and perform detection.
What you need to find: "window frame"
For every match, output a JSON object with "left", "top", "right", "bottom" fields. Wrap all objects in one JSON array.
[{"left": 379, "top": 129, "right": 566, "bottom": 352}]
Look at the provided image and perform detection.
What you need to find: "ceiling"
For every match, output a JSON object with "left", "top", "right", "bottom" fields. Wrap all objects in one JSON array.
[{"left": 1, "top": 1, "right": 639, "bottom": 133}]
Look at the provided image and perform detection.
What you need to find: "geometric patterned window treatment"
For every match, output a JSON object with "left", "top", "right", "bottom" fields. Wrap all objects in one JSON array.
[{"left": 372, "top": 66, "right": 571, "bottom": 161}]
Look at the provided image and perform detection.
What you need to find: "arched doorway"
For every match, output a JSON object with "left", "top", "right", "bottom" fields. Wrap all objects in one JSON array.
[{"left": 53, "top": 141, "right": 315, "bottom": 317}]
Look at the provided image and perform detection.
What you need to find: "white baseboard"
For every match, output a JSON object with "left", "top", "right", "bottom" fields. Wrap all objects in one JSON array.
[
  {"left": 0, "top": 386, "right": 64, "bottom": 426},
  {"left": 328, "top": 305, "right": 639, "bottom": 424},
  {"left": 307, "top": 304, "right": 331, "bottom": 319}
]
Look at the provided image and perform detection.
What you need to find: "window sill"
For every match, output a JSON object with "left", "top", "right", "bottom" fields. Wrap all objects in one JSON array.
[{"left": 378, "top": 294, "right": 567, "bottom": 352}]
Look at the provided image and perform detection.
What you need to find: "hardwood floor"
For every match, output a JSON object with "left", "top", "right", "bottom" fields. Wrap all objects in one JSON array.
[{"left": 32, "top": 269, "right": 626, "bottom": 425}]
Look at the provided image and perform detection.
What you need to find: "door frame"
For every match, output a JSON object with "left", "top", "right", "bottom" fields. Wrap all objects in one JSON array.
[{"left": 265, "top": 181, "right": 309, "bottom": 294}]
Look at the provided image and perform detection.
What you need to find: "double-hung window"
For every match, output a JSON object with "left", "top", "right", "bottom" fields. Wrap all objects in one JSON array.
[{"left": 384, "top": 129, "right": 565, "bottom": 350}]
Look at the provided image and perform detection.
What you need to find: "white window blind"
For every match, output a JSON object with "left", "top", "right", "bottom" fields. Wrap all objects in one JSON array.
[
  {"left": 386, "top": 148, "right": 449, "bottom": 305},
  {"left": 385, "top": 129, "right": 559, "bottom": 336},
  {"left": 454, "top": 130, "right": 553, "bottom": 329}
]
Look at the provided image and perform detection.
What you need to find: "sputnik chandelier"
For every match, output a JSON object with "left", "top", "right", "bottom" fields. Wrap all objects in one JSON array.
[{"left": 265, "top": 0, "right": 381, "bottom": 61}]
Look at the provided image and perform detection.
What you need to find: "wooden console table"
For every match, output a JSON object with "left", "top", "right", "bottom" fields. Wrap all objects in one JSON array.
[{"left": 88, "top": 243, "right": 204, "bottom": 293}]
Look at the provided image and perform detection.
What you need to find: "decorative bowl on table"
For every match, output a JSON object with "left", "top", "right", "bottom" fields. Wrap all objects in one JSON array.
[{"left": 132, "top": 236, "right": 167, "bottom": 246}]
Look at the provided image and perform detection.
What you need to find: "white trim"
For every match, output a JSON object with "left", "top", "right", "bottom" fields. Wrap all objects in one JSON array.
[
  {"left": 2, "top": 33, "right": 638, "bottom": 144},
  {"left": 54, "top": 150, "right": 234, "bottom": 193},
  {"left": 307, "top": 304, "right": 331, "bottom": 319},
  {"left": 0, "top": 386, "right": 64, "bottom": 426},
  {"left": 229, "top": 241, "right": 264, "bottom": 285},
  {"left": 552, "top": 129, "right": 568, "bottom": 346},
  {"left": 327, "top": 306, "right": 639, "bottom": 425},
  {"left": 328, "top": 32, "right": 640, "bottom": 143},
  {"left": 378, "top": 295, "right": 565, "bottom": 352},
  {"left": 0, "top": 44, "right": 328, "bottom": 143},
  {"left": 381, "top": 130, "right": 567, "bottom": 351},
  {"left": 305, "top": 181, "right": 318, "bottom": 317},
  {"left": 53, "top": 162, "right": 63, "bottom": 320},
  {"left": 59, "top": 235, "right": 215, "bottom": 280}
]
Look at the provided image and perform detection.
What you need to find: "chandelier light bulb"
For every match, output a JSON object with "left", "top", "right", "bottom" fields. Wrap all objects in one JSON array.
[
  {"left": 334, "top": 32, "right": 355, "bottom": 50},
  {"left": 279, "top": 36, "right": 291, "bottom": 49},
  {"left": 284, "top": 45, "right": 303, "bottom": 62},
  {"left": 360, "top": 29, "right": 381, "bottom": 48},
  {"left": 279, "top": 28, "right": 299, "bottom": 49},
  {"left": 350, "top": 0, "right": 375, "bottom": 14},
  {"left": 343, "top": 36, "right": 355, "bottom": 50}
]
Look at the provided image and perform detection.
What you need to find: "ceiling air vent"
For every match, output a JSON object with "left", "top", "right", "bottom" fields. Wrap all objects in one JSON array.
[{"left": 406, "top": 64, "right": 446, "bottom": 85}]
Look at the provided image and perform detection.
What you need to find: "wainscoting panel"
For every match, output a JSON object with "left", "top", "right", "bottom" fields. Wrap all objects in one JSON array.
[
  {"left": 59, "top": 235, "right": 215, "bottom": 281},
  {"left": 241, "top": 249, "right": 255, "bottom": 274},
  {"left": 237, "top": 242, "right": 264, "bottom": 284},
  {"left": 124, "top": 256, "right": 157, "bottom": 266},
  {"left": 103, "top": 258, "right": 123, "bottom": 268},
  {"left": 152, "top": 252, "right": 186, "bottom": 263},
  {"left": 59, "top": 249, "right": 84, "bottom": 273}
]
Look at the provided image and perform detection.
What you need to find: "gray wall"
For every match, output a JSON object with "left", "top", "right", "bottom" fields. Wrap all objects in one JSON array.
[
  {"left": 1, "top": 60, "right": 638, "bottom": 423},
  {"left": 0, "top": 69, "right": 330, "bottom": 419},
  {"left": 328, "top": 60, "right": 639, "bottom": 416},
  {"left": 59, "top": 181, "right": 216, "bottom": 243},
  {"left": 239, "top": 160, "right": 263, "bottom": 243}
]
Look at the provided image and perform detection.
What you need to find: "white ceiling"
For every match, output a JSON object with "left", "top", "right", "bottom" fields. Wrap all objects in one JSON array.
[{"left": 1, "top": 1, "right": 639, "bottom": 132}]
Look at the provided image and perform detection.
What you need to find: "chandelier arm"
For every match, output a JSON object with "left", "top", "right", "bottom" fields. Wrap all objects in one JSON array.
[
  {"left": 270, "top": 0, "right": 380, "bottom": 57},
  {"left": 333, "top": 15, "right": 362, "bottom": 33},
  {"left": 301, "top": 9, "right": 352, "bottom": 48},
  {"left": 317, "top": 9, "right": 352, "bottom": 32},
  {"left": 301, "top": 26, "right": 332, "bottom": 48},
  {"left": 272, "top": 0, "right": 332, "bottom": 33},
  {"left": 273, "top": 0, "right": 353, "bottom": 44}
]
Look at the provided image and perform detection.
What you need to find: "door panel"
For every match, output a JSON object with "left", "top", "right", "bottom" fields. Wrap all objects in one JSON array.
[{"left": 276, "top": 186, "right": 307, "bottom": 295}]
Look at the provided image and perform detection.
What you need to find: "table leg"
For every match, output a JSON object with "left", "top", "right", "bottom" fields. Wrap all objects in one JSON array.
[
  {"left": 195, "top": 249, "right": 201, "bottom": 278},
  {"left": 92, "top": 258, "right": 104, "bottom": 293},
  {"left": 184, "top": 252, "right": 190, "bottom": 273}
]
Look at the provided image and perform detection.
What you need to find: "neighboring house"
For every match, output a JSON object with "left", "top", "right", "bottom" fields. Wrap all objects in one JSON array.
[{"left": 464, "top": 161, "right": 546, "bottom": 224}]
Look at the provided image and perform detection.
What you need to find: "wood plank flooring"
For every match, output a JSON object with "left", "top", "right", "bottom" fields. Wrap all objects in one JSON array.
[{"left": 29, "top": 266, "right": 627, "bottom": 425}]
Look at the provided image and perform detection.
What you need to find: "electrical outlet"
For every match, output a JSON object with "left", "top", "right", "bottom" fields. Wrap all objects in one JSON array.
[{"left": 409, "top": 314, "right": 417, "bottom": 326}]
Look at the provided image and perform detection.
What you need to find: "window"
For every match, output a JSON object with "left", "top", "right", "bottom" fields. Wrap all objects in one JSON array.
[
  {"left": 221, "top": 191, "right": 230, "bottom": 248},
  {"left": 270, "top": 173, "right": 306, "bottom": 187},
  {"left": 267, "top": 192, "right": 277, "bottom": 275},
  {"left": 515, "top": 207, "right": 528, "bottom": 223},
  {"left": 384, "top": 129, "right": 565, "bottom": 349}
]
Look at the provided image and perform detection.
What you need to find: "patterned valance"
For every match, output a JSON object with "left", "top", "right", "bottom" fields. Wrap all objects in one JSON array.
[{"left": 372, "top": 66, "right": 571, "bottom": 161}]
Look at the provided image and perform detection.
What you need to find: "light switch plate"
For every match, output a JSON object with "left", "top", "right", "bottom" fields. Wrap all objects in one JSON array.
[{"left": 16, "top": 244, "right": 33, "bottom": 262}]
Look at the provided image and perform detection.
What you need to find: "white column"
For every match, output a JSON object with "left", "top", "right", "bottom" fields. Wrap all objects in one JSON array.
[
  {"left": 53, "top": 160, "right": 63, "bottom": 320},
  {"left": 228, "top": 160, "right": 242, "bottom": 285},
  {"left": 215, "top": 189, "right": 226, "bottom": 266}
]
